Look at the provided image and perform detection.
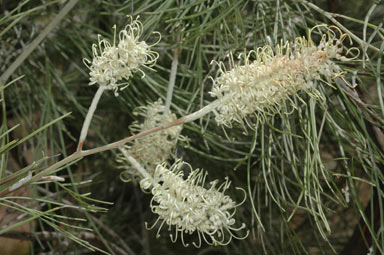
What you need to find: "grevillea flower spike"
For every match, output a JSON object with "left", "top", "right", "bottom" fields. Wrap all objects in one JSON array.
[
  {"left": 139, "top": 161, "right": 248, "bottom": 247},
  {"left": 116, "top": 99, "right": 183, "bottom": 180},
  {"left": 78, "top": 16, "right": 160, "bottom": 151},
  {"left": 209, "top": 25, "right": 359, "bottom": 128},
  {"left": 83, "top": 16, "right": 160, "bottom": 96}
]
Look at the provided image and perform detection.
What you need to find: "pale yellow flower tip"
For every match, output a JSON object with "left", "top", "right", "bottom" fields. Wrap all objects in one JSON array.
[
  {"left": 209, "top": 25, "right": 359, "bottom": 128},
  {"left": 83, "top": 16, "right": 160, "bottom": 96},
  {"left": 140, "top": 161, "right": 248, "bottom": 247}
]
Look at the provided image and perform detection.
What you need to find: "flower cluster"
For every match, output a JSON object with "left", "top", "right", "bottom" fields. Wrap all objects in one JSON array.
[
  {"left": 116, "top": 99, "right": 183, "bottom": 180},
  {"left": 140, "top": 161, "right": 247, "bottom": 247},
  {"left": 209, "top": 25, "right": 359, "bottom": 128},
  {"left": 83, "top": 16, "right": 159, "bottom": 95}
]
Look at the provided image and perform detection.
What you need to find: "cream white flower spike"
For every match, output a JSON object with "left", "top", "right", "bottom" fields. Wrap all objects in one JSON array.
[
  {"left": 83, "top": 16, "right": 159, "bottom": 96},
  {"left": 140, "top": 161, "right": 248, "bottom": 247},
  {"left": 116, "top": 99, "right": 183, "bottom": 180},
  {"left": 209, "top": 25, "right": 359, "bottom": 128}
]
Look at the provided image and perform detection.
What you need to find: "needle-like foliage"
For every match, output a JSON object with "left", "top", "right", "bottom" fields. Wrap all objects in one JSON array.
[{"left": 1, "top": 0, "right": 383, "bottom": 255}]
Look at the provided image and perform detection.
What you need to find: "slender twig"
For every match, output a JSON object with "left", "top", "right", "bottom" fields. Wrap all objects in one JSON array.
[
  {"left": 28, "top": 98, "right": 223, "bottom": 183},
  {"left": 77, "top": 86, "right": 105, "bottom": 151},
  {"left": 29, "top": 84, "right": 222, "bottom": 184},
  {"left": 165, "top": 39, "right": 180, "bottom": 114},
  {"left": 119, "top": 148, "right": 150, "bottom": 179}
]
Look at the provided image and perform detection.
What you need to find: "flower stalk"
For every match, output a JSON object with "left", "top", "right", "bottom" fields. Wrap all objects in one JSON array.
[{"left": 77, "top": 86, "right": 105, "bottom": 151}]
